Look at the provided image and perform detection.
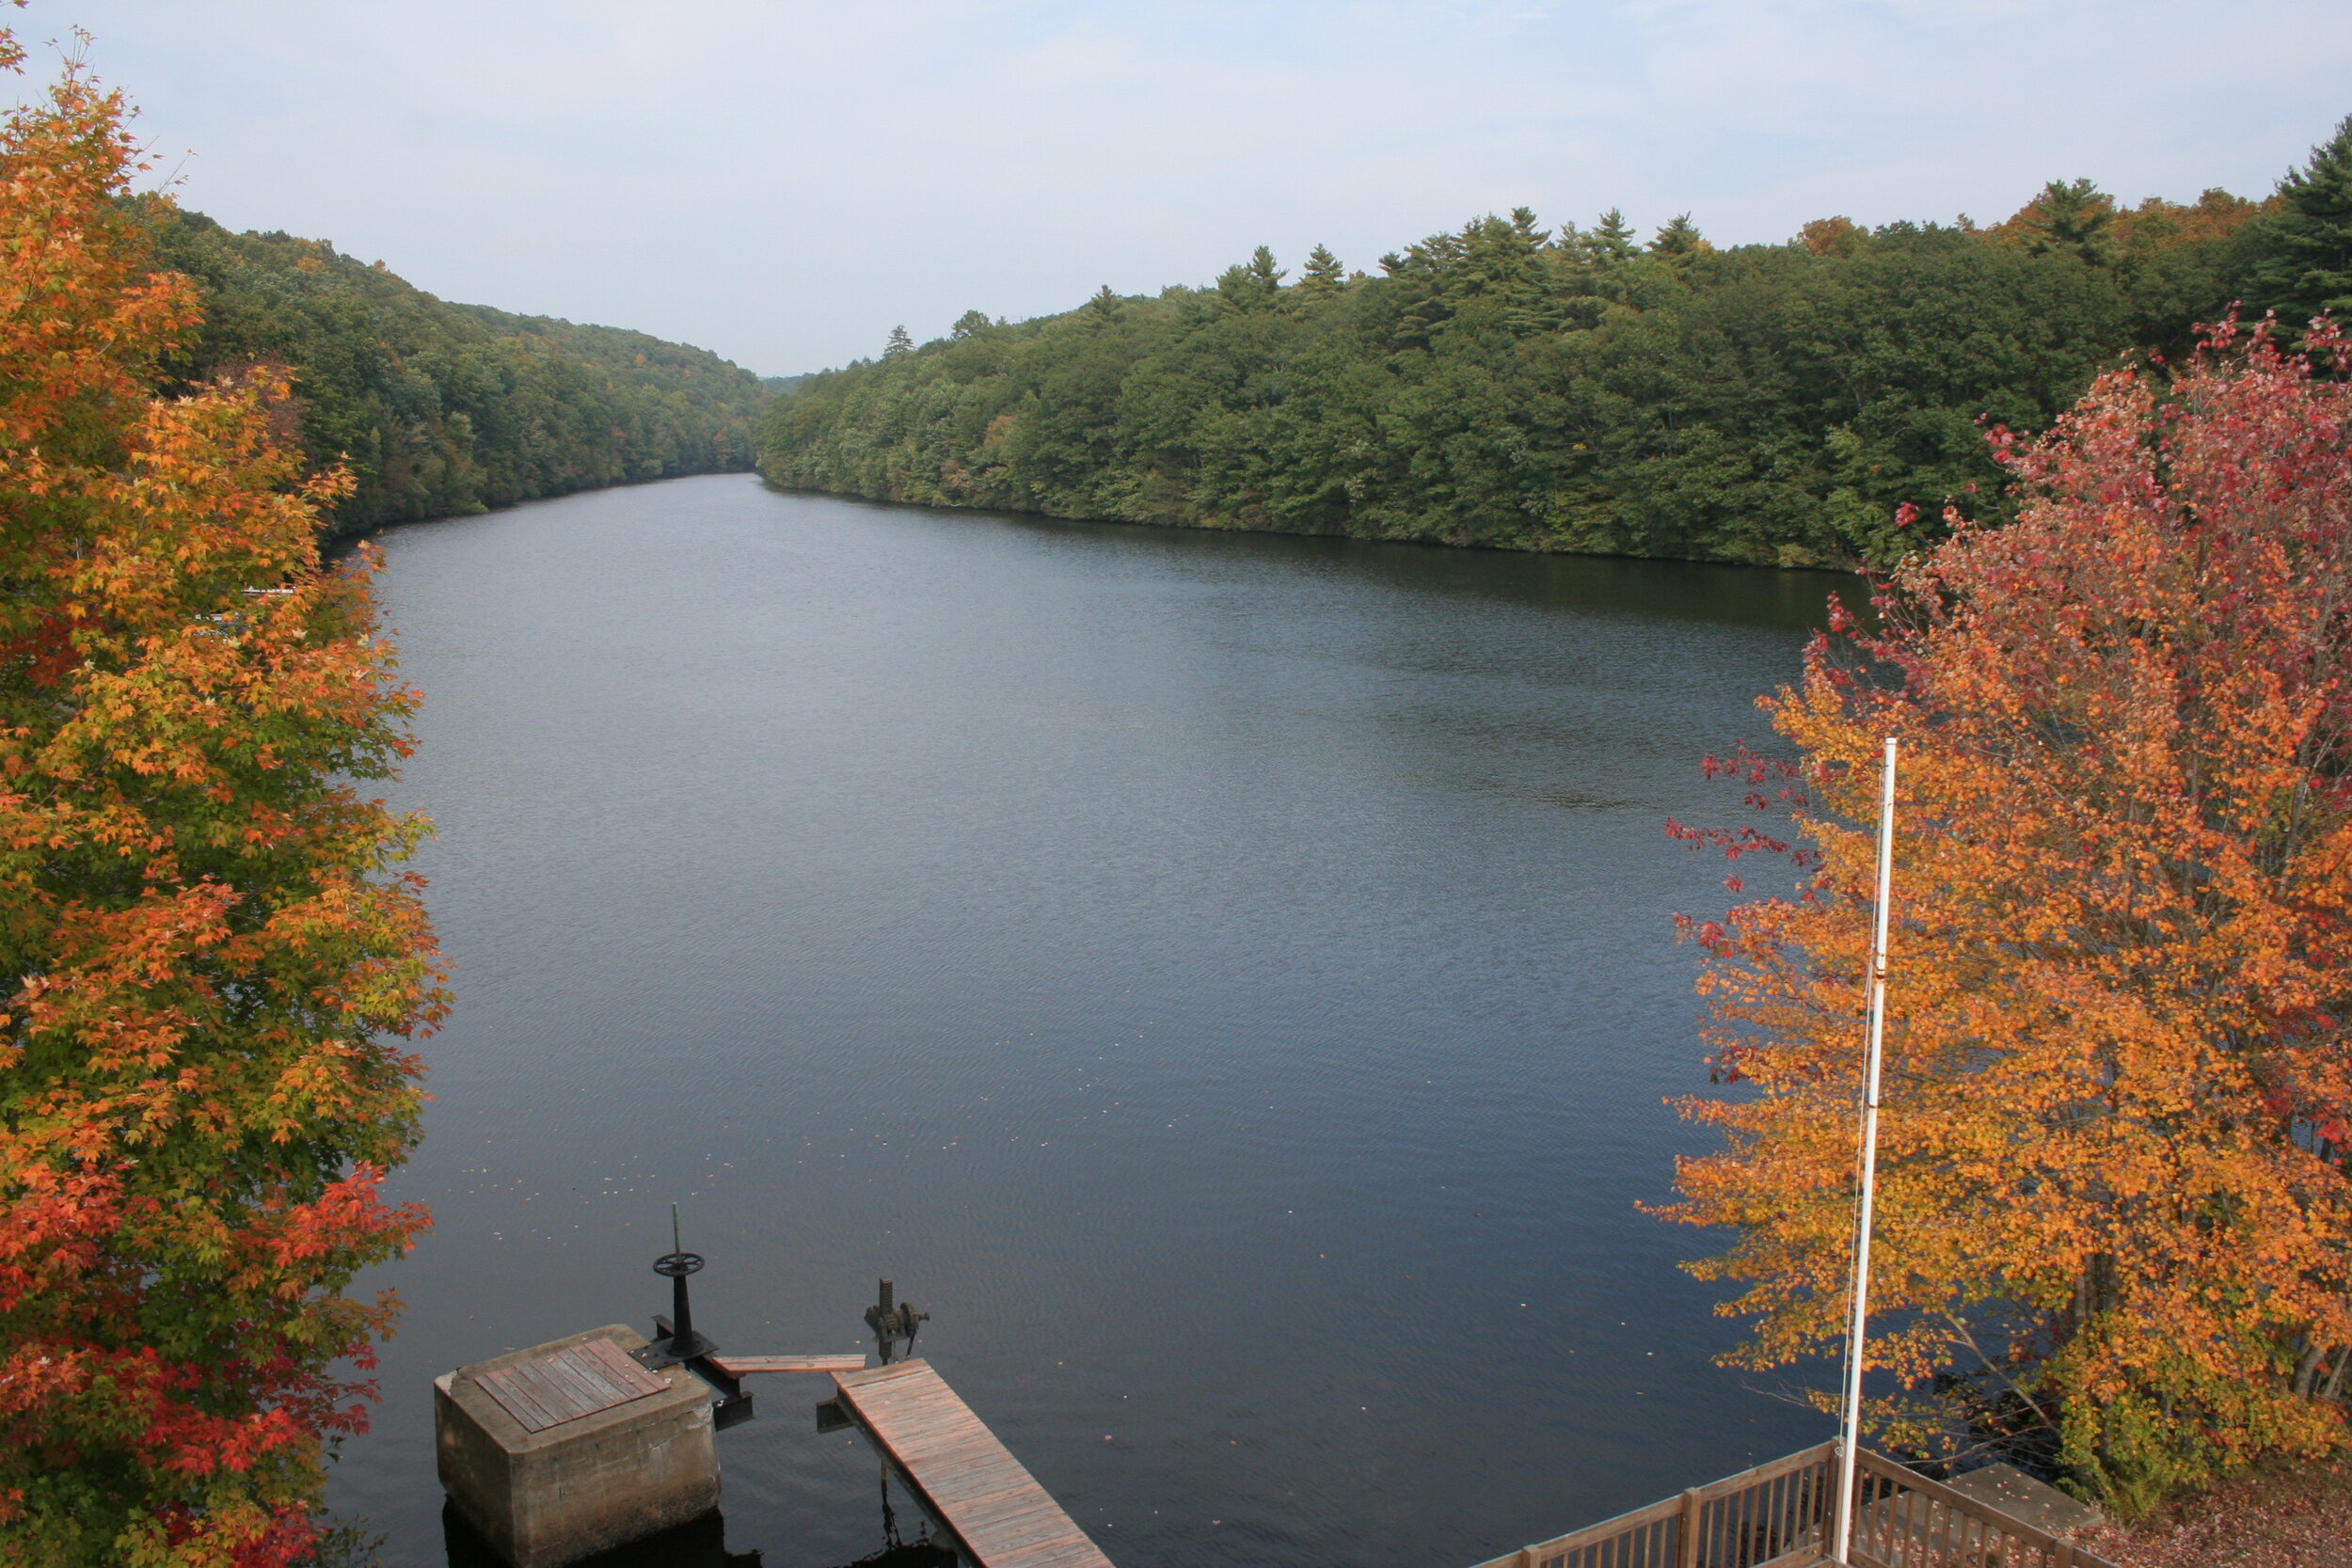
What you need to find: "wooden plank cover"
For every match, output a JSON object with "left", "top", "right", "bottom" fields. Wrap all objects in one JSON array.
[
  {"left": 833, "top": 1360, "right": 1114, "bottom": 1568},
  {"left": 707, "top": 1353, "right": 868, "bottom": 1376},
  {"left": 477, "top": 1337, "right": 669, "bottom": 1433}
]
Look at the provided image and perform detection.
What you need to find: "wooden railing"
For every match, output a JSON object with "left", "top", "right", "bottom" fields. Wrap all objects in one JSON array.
[
  {"left": 1468, "top": 1443, "right": 2120, "bottom": 1568},
  {"left": 1845, "top": 1448, "right": 2116, "bottom": 1568}
]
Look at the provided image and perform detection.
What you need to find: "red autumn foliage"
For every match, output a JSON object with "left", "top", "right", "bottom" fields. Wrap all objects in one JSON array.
[
  {"left": 0, "top": 37, "right": 445, "bottom": 1567},
  {"left": 1661, "top": 318, "right": 2352, "bottom": 1513}
]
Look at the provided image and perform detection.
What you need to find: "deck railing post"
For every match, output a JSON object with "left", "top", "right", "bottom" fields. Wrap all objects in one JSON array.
[{"left": 1676, "top": 1487, "right": 1702, "bottom": 1568}]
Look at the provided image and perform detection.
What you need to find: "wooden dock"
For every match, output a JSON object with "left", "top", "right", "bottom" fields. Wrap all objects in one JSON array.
[{"left": 830, "top": 1359, "right": 1114, "bottom": 1568}]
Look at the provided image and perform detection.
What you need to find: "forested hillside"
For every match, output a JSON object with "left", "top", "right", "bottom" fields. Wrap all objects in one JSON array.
[
  {"left": 760, "top": 117, "right": 2352, "bottom": 567},
  {"left": 146, "top": 204, "right": 767, "bottom": 534}
]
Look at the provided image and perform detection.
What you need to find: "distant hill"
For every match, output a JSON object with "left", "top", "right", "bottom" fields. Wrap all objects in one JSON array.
[
  {"left": 145, "top": 203, "right": 770, "bottom": 534},
  {"left": 757, "top": 125, "right": 2351, "bottom": 569}
]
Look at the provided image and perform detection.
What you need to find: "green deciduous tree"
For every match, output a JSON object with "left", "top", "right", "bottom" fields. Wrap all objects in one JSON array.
[{"left": 144, "top": 208, "right": 767, "bottom": 536}]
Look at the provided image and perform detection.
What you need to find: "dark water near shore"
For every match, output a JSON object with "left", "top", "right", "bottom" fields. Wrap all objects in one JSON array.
[{"left": 332, "top": 474, "right": 1841, "bottom": 1568}]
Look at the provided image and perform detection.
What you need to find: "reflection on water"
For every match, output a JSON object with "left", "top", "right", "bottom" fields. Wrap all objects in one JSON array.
[
  {"left": 444, "top": 1504, "right": 757, "bottom": 1568},
  {"left": 443, "top": 1505, "right": 760, "bottom": 1568},
  {"left": 336, "top": 477, "right": 1847, "bottom": 1568},
  {"left": 442, "top": 1497, "right": 953, "bottom": 1568}
]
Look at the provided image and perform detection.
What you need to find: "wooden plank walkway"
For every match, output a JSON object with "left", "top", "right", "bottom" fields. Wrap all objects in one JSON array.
[
  {"left": 705, "top": 1353, "right": 868, "bottom": 1377},
  {"left": 831, "top": 1359, "right": 1114, "bottom": 1568}
]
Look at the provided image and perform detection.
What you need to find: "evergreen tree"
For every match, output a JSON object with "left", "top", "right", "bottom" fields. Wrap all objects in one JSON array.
[
  {"left": 1085, "top": 285, "right": 1122, "bottom": 327},
  {"left": 2010, "top": 178, "right": 2117, "bottom": 265},
  {"left": 1215, "top": 245, "right": 1286, "bottom": 309},
  {"left": 1649, "top": 213, "right": 1710, "bottom": 259},
  {"left": 2250, "top": 113, "right": 2352, "bottom": 325},
  {"left": 1586, "top": 208, "right": 1638, "bottom": 263},
  {"left": 1301, "top": 243, "right": 1345, "bottom": 293},
  {"left": 884, "top": 325, "right": 915, "bottom": 356}
]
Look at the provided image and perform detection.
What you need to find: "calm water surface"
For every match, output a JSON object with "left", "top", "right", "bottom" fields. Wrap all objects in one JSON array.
[{"left": 333, "top": 474, "right": 1843, "bottom": 1568}]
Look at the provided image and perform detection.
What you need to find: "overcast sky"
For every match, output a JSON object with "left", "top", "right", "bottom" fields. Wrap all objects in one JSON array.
[{"left": 21, "top": 1, "right": 2352, "bottom": 377}]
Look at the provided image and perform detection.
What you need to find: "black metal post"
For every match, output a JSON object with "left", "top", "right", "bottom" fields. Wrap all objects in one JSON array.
[
  {"left": 863, "top": 1276, "right": 930, "bottom": 1365},
  {"left": 649, "top": 1203, "right": 715, "bottom": 1362},
  {"left": 671, "top": 1266, "right": 697, "bottom": 1350}
]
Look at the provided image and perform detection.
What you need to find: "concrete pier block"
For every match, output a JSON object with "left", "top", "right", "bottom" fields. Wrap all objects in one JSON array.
[{"left": 436, "top": 1323, "right": 719, "bottom": 1568}]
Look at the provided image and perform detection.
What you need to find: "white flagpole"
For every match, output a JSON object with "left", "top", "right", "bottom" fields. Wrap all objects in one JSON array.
[{"left": 1833, "top": 736, "right": 1899, "bottom": 1565}]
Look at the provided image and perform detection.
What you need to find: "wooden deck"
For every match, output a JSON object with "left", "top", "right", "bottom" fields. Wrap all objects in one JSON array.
[
  {"left": 1468, "top": 1440, "right": 2112, "bottom": 1568},
  {"left": 831, "top": 1359, "right": 1114, "bottom": 1568},
  {"left": 475, "top": 1336, "right": 669, "bottom": 1433}
]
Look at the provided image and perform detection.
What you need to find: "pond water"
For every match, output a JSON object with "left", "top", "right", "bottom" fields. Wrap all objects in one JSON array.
[{"left": 331, "top": 474, "right": 1844, "bottom": 1568}]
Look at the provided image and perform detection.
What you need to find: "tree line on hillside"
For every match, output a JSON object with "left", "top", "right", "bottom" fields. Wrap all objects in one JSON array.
[
  {"left": 145, "top": 205, "right": 769, "bottom": 535},
  {"left": 758, "top": 116, "right": 2352, "bottom": 568}
]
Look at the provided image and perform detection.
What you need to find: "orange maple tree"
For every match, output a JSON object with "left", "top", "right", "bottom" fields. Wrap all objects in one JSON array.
[
  {"left": 1663, "top": 321, "right": 2352, "bottom": 1513},
  {"left": 0, "top": 37, "right": 444, "bottom": 1568}
]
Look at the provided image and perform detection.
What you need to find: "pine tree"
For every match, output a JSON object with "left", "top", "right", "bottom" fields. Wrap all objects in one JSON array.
[
  {"left": 1587, "top": 208, "right": 1638, "bottom": 263},
  {"left": 884, "top": 325, "right": 915, "bottom": 356},
  {"left": 1649, "top": 213, "right": 1711, "bottom": 260},
  {"left": 1300, "top": 244, "right": 1345, "bottom": 294},
  {"left": 2251, "top": 113, "right": 2352, "bottom": 325},
  {"left": 1085, "top": 285, "right": 1121, "bottom": 327},
  {"left": 1215, "top": 245, "right": 1286, "bottom": 309},
  {"left": 2008, "top": 178, "right": 2117, "bottom": 266}
]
